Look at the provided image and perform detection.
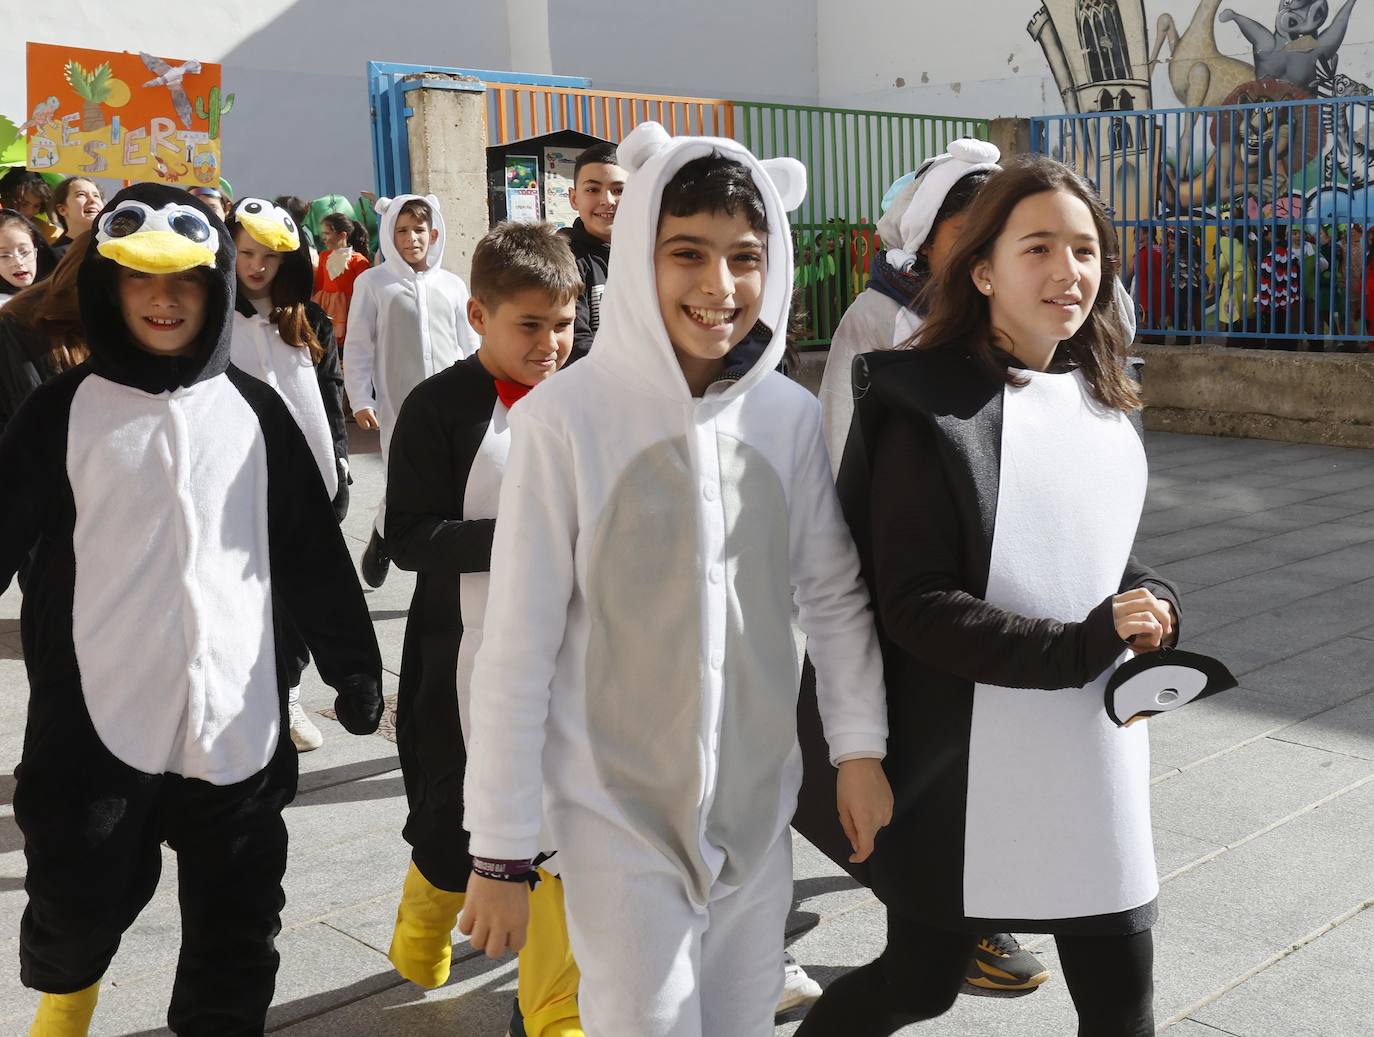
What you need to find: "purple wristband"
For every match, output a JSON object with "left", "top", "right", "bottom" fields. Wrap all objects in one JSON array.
[{"left": 472, "top": 856, "right": 534, "bottom": 882}]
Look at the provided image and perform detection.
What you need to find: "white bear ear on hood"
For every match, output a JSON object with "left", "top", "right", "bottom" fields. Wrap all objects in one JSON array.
[
  {"left": 374, "top": 196, "right": 393, "bottom": 216},
  {"left": 424, "top": 194, "right": 440, "bottom": 211},
  {"left": 619, "top": 121, "right": 673, "bottom": 174},
  {"left": 760, "top": 157, "right": 807, "bottom": 213}
]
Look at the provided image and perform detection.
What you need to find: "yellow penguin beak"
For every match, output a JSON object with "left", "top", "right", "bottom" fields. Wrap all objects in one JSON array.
[
  {"left": 239, "top": 210, "right": 300, "bottom": 253},
  {"left": 97, "top": 232, "right": 218, "bottom": 274}
]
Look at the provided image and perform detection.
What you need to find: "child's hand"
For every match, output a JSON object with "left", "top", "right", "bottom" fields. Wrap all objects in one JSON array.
[
  {"left": 1113, "top": 589, "right": 1175, "bottom": 653},
  {"left": 458, "top": 874, "right": 530, "bottom": 959},
  {"left": 355, "top": 408, "right": 380, "bottom": 431},
  {"left": 836, "top": 757, "right": 893, "bottom": 864}
]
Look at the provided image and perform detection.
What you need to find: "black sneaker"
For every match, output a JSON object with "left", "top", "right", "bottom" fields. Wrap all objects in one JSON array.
[
  {"left": 361, "top": 529, "right": 390, "bottom": 588},
  {"left": 965, "top": 932, "right": 1050, "bottom": 991},
  {"left": 504, "top": 996, "right": 526, "bottom": 1037}
]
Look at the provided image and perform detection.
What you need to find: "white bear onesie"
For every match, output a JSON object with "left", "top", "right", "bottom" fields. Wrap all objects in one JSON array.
[
  {"left": 463, "top": 123, "right": 888, "bottom": 1037},
  {"left": 342, "top": 193, "right": 477, "bottom": 533}
]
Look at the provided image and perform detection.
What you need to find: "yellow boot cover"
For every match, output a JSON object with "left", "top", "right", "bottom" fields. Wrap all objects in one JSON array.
[
  {"left": 29, "top": 981, "right": 99, "bottom": 1037},
  {"left": 517, "top": 869, "right": 584, "bottom": 1037},
  {"left": 387, "top": 861, "right": 466, "bottom": 988}
]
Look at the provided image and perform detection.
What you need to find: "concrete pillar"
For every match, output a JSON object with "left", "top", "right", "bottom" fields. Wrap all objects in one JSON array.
[
  {"left": 404, "top": 76, "right": 490, "bottom": 283},
  {"left": 988, "top": 116, "right": 1033, "bottom": 158}
]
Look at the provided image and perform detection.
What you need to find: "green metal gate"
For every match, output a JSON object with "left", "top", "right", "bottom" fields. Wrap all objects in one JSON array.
[{"left": 735, "top": 103, "right": 989, "bottom": 347}]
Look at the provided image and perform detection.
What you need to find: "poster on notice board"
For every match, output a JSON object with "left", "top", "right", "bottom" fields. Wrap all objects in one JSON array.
[
  {"left": 505, "top": 155, "right": 541, "bottom": 222},
  {"left": 543, "top": 146, "right": 583, "bottom": 231}
]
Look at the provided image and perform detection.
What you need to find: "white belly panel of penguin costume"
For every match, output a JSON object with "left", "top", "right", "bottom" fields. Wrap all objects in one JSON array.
[
  {"left": 67, "top": 373, "right": 279, "bottom": 785},
  {"left": 231, "top": 313, "right": 338, "bottom": 497},
  {"left": 962, "top": 368, "right": 1156, "bottom": 921},
  {"left": 455, "top": 403, "right": 510, "bottom": 742}
]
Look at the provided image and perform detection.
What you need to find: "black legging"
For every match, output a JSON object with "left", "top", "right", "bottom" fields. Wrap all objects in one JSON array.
[{"left": 795, "top": 908, "right": 1155, "bottom": 1037}]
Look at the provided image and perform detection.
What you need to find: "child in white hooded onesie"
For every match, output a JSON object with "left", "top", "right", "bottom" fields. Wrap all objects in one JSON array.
[{"left": 459, "top": 123, "right": 892, "bottom": 1037}]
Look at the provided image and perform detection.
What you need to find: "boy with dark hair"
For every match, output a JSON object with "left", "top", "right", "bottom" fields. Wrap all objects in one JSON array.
[
  {"left": 344, "top": 193, "right": 478, "bottom": 587},
  {"left": 2, "top": 183, "right": 382, "bottom": 1037},
  {"left": 384, "top": 220, "right": 584, "bottom": 1037},
  {"left": 559, "top": 142, "right": 626, "bottom": 357},
  {"left": 459, "top": 123, "right": 891, "bottom": 1037}
]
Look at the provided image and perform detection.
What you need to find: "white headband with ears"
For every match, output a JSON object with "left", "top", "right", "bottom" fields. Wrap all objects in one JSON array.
[{"left": 619, "top": 121, "right": 807, "bottom": 213}]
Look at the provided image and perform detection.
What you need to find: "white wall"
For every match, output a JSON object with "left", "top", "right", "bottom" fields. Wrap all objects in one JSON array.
[
  {"left": 7, "top": 0, "right": 820, "bottom": 203},
  {"left": 817, "top": 0, "right": 1374, "bottom": 117},
  {"left": 547, "top": 0, "right": 819, "bottom": 105},
  {"left": 5, "top": 0, "right": 512, "bottom": 202}
]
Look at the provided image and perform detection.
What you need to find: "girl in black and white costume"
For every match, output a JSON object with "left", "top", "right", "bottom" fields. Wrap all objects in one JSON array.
[
  {"left": 3, "top": 183, "right": 382, "bottom": 1036},
  {"left": 227, "top": 197, "right": 351, "bottom": 751},
  {"left": 795, "top": 158, "right": 1180, "bottom": 1037}
]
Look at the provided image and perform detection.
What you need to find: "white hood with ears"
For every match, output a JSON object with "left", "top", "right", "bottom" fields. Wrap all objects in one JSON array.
[
  {"left": 374, "top": 193, "right": 446, "bottom": 274},
  {"left": 589, "top": 121, "right": 806, "bottom": 402}
]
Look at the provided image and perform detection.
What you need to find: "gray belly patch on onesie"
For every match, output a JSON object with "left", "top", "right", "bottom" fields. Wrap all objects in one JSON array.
[
  {"left": 382, "top": 291, "right": 426, "bottom": 405},
  {"left": 585, "top": 434, "right": 794, "bottom": 901},
  {"left": 707, "top": 435, "right": 795, "bottom": 889}
]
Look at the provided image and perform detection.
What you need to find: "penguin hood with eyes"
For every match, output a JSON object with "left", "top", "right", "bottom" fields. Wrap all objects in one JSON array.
[
  {"left": 79, "top": 182, "right": 235, "bottom": 394},
  {"left": 374, "top": 193, "right": 446, "bottom": 275},
  {"left": 226, "top": 197, "right": 313, "bottom": 314},
  {"left": 590, "top": 120, "right": 805, "bottom": 402}
]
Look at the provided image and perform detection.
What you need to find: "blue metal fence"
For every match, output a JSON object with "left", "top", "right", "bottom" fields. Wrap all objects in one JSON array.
[{"left": 1031, "top": 95, "right": 1374, "bottom": 351}]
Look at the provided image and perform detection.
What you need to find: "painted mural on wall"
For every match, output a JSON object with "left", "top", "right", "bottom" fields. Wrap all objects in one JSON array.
[{"left": 1027, "top": 0, "right": 1374, "bottom": 286}]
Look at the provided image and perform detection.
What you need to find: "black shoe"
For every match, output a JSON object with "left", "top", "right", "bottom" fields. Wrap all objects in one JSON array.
[
  {"left": 505, "top": 996, "right": 527, "bottom": 1037},
  {"left": 965, "top": 932, "right": 1050, "bottom": 991},
  {"left": 361, "top": 529, "right": 390, "bottom": 588}
]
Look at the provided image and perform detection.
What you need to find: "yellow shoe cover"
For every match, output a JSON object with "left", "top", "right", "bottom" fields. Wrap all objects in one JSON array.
[
  {"left": 518, "top": 869, "right": 584, "bottom": 1037},
  {"left": 387, "top": 861, "right": 465, "bottom": 988},
  {"left": 29, "top": 981, "right": 99, "bottom": 1037}
]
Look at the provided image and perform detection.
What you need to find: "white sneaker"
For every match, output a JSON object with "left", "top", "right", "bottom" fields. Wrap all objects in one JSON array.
[
  {"left": 777, "top": 950, "right": 823, "bottom": 1015},
  {"left": 288, "top": 700, "right": 324, "bottom": 752}
]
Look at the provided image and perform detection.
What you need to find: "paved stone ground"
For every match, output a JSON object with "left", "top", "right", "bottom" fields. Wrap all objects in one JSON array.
[{"left": 2, "top": 426, "right": 1372, "bottom": 1036}]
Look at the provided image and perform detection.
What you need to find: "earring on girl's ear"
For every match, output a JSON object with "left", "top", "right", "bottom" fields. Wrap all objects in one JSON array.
[{"left": 984, "top": 283, "right": 992, "bottom": 292}]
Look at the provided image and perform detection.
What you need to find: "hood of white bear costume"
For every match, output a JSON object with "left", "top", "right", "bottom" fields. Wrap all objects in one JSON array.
[
  {"left": 591, "top": 121, "right": 806, "bottom": 403},
  {"left": 374, "top": 193, "right": 446, "bottom": 275}
]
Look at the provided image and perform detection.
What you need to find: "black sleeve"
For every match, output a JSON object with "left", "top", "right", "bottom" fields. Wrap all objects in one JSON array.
[
  {"left": 0, "top": 322, "right": 45, "bottom": 438},
  {"left": 869, "top": 411, "right": 1126, "bottom": 690},
  {"left": 570, "top": 289, "right": 594, "bottom": 363},
  {"left": 384, "top": 381, "right": 495, "bottom": 574},
  {"left": 230, "top": 370, "right": 382, "bottom": 719},
  {"left": 308, "top": 304, "right": 347, "bottom": 464},
  {"left": 0, "top": 377, "right": 71, "bottom": 594}
]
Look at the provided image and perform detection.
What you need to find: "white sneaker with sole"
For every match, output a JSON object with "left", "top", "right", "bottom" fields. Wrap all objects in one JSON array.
[
  {"left": 777, "top": 950, "right": 823, "bottom": 1015},
  {"left": 288, "top": 700, "right": 324, "bottom": 752}
]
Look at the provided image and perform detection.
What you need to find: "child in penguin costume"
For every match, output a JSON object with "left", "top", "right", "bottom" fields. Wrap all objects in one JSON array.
[
  {"left": 793, "top": 157, "right": 1180, "bottom": 1036},
  {"left": 1, "top": 182, "right": 384, "bottom": 1037},
  {"left": 228, "top": 196, "right": 351, "bottom": 751},
  {"left": 383, "top": 220, "right": 584, "bottom": 1036},
  {"left": 458, "top": 123, "right": 892, "bottom": 1037},
  {"left": 808, "top": 141, "right": 1052, "bottom": 992},
  {"left": 343, "top": 193, "right": 478, "bottom": 588}
]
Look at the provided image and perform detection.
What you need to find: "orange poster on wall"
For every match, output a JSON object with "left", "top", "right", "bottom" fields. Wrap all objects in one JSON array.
[{"left": 23, "top": 41, "right": 230, "bottom": 186}]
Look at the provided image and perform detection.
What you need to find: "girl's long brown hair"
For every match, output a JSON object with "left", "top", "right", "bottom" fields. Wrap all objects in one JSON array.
[
  {"left": 910, "top": 155, "right": 1140, "bottom": 413},
  {"left": 265, "top": 292, "right": 324, "bottom": 363},
  {"left": 1, "top": 230, "right": 91, "bottom": 373}
]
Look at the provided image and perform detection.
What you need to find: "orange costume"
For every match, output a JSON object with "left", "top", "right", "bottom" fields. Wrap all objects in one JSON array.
[{"left": 312, "top": 247, "right": 370, "bottom": 346}]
